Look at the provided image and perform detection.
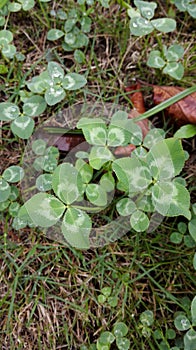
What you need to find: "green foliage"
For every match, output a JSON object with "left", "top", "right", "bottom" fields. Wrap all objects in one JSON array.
[
  {"left": 174, "top": 124, "right": 196, "bottom": 139},
  {"left": 26, "top": 61, "right": 87, "bottom": 106},
  {"left": 77, "top": 0, "right": 110, "bottom": 7},
  {"left": 32, "top": 140, "right": 59, "bottom": 174},
  {"left": 174, "top": 296, "right": 196, "bottom": 350},
  {"left": 170, "top": 205, "right": 196, "bottom": 249},
  {"left": 95, "top": 322, "right": 130, "bottom": 350},
  {"left": 0, "top": 29, "right": 16, "bottom": 58},
  {"left": 128, "top": 1, "right": 176, "bottom": 36},
  {"left": 139, "top": 310, "right": 154, "bottom": 338},
  {"left": 6, "top": 0, "right": 51, "bottom": 12},
  {"left": 147, "top": 44, "right": 184, "bottom": 80},
  {"left": 122, "top": 0, "right": 196, "bottom": 79},
  {"left": 0, "top": 166, "right": 24, "bottom": 218},
  {"left": 0, "top": 96, "right": 46, "bottom": 139},
  {"left": 47, "top": 7, "right": 91, "bottom": 52},
  {"left": 8, "top": 0, "right": 35, "bottom": 12},
  {"left": 15, "top": 110, "right": 192, "bottom": 249},
  {"left": 171, "top": 0, "right": 196, "bottom": 18},
  {"left": 97, "top": 287, "right": 118, "bottom": 307}
]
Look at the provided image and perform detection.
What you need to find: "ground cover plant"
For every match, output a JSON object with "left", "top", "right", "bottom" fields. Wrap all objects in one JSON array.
[{"left": 0, "top": 0, "right": 196, "bottom": 349}]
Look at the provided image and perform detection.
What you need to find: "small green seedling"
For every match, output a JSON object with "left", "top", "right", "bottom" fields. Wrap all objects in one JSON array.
[
  {"left": 0, "top": 185, "right": 20, "bottom": 217},
  {"left": 31, "top": 139, "right": 60, "bottom": 178},
  {"left": 170, "top": 204, "right": 196, "bottom": 248},
  {"left": 96, "top": 322, "right": 130, "bottom": 350},
  {"left": 47, "top": 7, "right": 90, "bottom": 52},
  {"left": 147, "top": 44, "right": 184, "bottom": 80},
  {"left": 153, "top": 328, "right": 177, "bottom": 350},
  {"left": 98, "top": 287, "right": 118, "bottom": 307},
  {"left": 139, "top": 310, "right": 154, "bottom": 338}
]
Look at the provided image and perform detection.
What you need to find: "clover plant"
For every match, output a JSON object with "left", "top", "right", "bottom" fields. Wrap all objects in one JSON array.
[
  {"left": 7, "top": 0, "right": 35, "bottom": 12},
  {"left": 170, "top": 205, "right": 196, "bottom": 248},
  {"left": 26, "top": 61, "right": 87, "bottom": 106},
  {"left": 77, "top": 0, "right": 110, "bottom": 7},
  {"left": 153, "top": 328, "right": 177, "bottom": 350},
  {"left": 5, "top": 0, "right": 51, "bottom": 12},
  {"left": 127, "top": 1, "right": 176, "bottom": 36},
  {"left": 139, "top": 310, "right": 154, "bottom": 338},
  {"left": 147, "top": 44, "right": 184, "bottom": 80},
  {"left": 174, "top": 296, "right": 196, "bottom": 350},
  {"left": 0, "top": 166, "right": 24, "bottom": 219},
  {"left": 171, "top": 0, "right": 196, "bottom": 18},
  {"left": 47, "top": 8, "right": 90, "bottom": 52},
  {"left": 0, "top": 3, "right": 8, "bottom": 26},
  {"left": 119, "top": 0, "right": 195, "bottom": 79},
  {"left": 0, "top": 95, "right": 46, "bottom": 139},
  {"left": 96, "top": 322, "right": 130, "bottom": 350},
  {"left": 0, "top": 61, "right": 87, "bottom": 138},
  {"left": 97, "top": 286, "right": 118, "bottom": 307},
  {"left": 14, "top": 110, "right": 192, "bottom": 250},
  {"left": 31, "top": 139, "right": 60, "bottom": 181},
  {"left": 0, "top": 185, "right": 20, "bottom": 218},
  {"left": 0, "top": 29, "right": 16, "bottom": 58}
]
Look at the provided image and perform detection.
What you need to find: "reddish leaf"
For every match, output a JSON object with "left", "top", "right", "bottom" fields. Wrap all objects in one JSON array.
[
  {"left": 126, "top": 83, "right": 146, "bottom": 114},
  {"left": 153, "top": 86, "right": 196, "bottom": 125},
  {"left": 53, "top": 134, "right": 85, "bottom": 151},
  {"left": 37, "top": 129, "right": 85, "bottom": 152}
]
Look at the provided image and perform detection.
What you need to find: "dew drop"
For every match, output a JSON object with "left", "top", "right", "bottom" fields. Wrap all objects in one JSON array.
[{"left": 132, "top": 22, "right": 138, "bottom": 28}]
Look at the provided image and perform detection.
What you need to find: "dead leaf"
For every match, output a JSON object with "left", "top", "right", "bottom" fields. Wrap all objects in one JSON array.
[
  {"left": 36, "top": 128, "right": 85, "bottom": 152},
  {"left": 153, "top": 86, "right": 196, "bottom": 125},
  {"left": 53, "top": 134, "right": 85, "bottom": 151},
  {"left": 126, "top": 83, "right": 146, "bottom": 114},
  {"left": 115, "top": 82, "right": 149, "bottom": 156}
]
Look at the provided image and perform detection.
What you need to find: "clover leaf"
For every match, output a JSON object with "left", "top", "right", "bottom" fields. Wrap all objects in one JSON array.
[
  {"left": 8, "top": 0, "right": 35, "bottom": 12},
  {"left": 24, "top": 193, "right": 65, "bottom": 227},
  {"left": 128, "top": 1, "right": 176, "bottom": 36},
  {"left": 171, "top": 0, "right": 196, "bottom": 18},
  {"left": 147, "top": 44, "right": 184, "bottom": 80},
  {"left": 0, "top": 167, "right": 24, "bottom": 204},
  {"left": 61, "top": 207, "right": 92, "bottom": 249},
  {"left": 26, "top": 61, "right": 87, "bottom": 106},
  {"left": 52, "top": 163, "right": 84, "bottom": 204},
  {"left": 0, "top": 96, "right": 46, "bottom": 139},
  {"left": 0, "top": 29, "right": 16, "bottom": 58}
]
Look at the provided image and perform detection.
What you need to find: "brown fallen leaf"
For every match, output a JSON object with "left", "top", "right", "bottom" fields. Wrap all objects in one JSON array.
[
  {"left": 36, "top": 127, "right": 85, "bottom": 152},
  {"left": 153, "top": 86, "right": 196, "bottom": 125},
  {"left": 115, "top": 82, "right": 149, "bottom": 156},
  {"left": 53, "top": 134, "right": 85, "bottom": 151}
]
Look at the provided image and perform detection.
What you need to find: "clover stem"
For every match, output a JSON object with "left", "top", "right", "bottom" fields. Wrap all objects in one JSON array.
[
  {"left": 154, "top": 31, "right": 164, "bottom": 52},
  {"left": 73, "top": 204, "right": 105, "bottom": 212}
]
